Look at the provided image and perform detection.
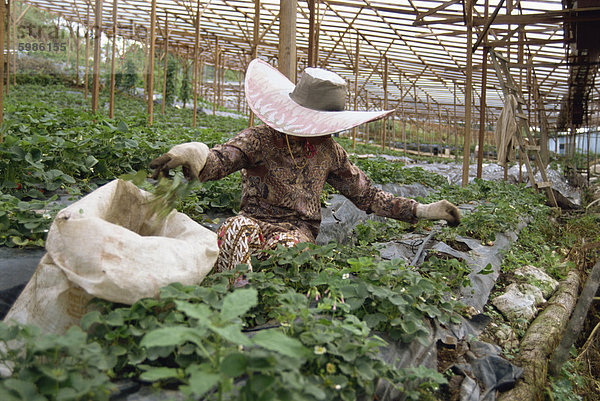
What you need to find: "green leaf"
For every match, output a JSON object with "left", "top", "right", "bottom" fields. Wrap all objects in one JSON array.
[
  {"left": 185, "top": 369, "right": 220, "bottom": 397},
  {"left": 117, "top": 120, "right": 130, "bottom": 133},
  {"left": 252, "top": 329, "right": 309, "bottom": 360},
  {"left": 209, "top": 324, "right": 252, "bottom": 346},
  {"left": 3, "top": 379, "right": 46, "bottom": 401},
  {"left": 220, "top": 352, "right": 247, "bottom": 377},
  {"left": 141, "top": 326, "right": 206, "bottom": 348},
  {"left": 139, "top": 367, "right": 180, "bottom": 382},
  {"left": 220, "top": 288, "right": 258, "bottom": 321},
  {"left": 174, "top": 301, "right": 211, "bottom": 324}
]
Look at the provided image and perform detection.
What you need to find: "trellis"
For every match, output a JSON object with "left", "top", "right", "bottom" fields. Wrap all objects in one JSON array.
[{"left": 1, "top": 0, "right": 599, "bottom": 183}]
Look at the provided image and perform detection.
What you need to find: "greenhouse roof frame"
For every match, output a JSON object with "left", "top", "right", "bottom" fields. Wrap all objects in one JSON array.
[{"left": 16, "top": 0, "right": 600, "bottom": 128}]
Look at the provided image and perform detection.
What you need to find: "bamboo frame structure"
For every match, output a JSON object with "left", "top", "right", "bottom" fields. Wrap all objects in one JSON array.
[{"left": 5, "top": 0, "right": 599, "bottom": 181}]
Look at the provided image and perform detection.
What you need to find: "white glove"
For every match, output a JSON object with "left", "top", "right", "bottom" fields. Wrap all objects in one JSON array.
[
  {"left": 415, "top": 200, "right": 461, "bottom": 227},
  {"left": 150, "top": 142, "right": 209, "bottom": 180}
]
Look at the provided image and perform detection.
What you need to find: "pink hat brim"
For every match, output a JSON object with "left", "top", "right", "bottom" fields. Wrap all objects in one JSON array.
[{"left": 245, "top": 59, "right": 394, "bottom": 137}]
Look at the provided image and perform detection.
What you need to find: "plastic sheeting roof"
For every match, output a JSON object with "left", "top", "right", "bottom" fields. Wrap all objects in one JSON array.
[{"left": 20, "top": 0, "right": 596, "bottom": 127}]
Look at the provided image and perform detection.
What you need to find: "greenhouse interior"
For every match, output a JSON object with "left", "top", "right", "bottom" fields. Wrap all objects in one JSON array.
[{"left": 0, "top": 0, "right": 599, "bottom": 400}]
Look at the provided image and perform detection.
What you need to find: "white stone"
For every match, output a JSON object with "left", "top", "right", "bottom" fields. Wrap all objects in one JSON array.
[
  {"left": 492, "top": 283, "right": 539, "bottom": 323},
  {"left": 514, "top": 265, "right": 559, "bottom": 298}
]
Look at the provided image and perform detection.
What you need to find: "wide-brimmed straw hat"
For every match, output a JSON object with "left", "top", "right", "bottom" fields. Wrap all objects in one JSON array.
[{"left": 245, "top": 59, "right": 394, "bottom": 137}]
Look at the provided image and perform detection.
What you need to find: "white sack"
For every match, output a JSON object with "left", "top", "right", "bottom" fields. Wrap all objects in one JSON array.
[{"left": 4, "top": 179, "right": 219, "bottom": 333}]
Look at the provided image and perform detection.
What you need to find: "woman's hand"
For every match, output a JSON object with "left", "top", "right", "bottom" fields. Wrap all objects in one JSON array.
[{"left": 150, "top": 142, "right": 209, "bottom": 180}]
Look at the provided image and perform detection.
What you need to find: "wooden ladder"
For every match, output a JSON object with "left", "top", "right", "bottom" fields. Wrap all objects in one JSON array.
[{"left": 489, "top": 49, "right": 558, "bottom": 207}]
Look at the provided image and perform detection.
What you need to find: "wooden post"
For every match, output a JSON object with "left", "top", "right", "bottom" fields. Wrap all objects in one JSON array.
[
  {"left": 75, "top": 25, "right": 80, "bottom": 86},
  {"left": 427, "top": 98, "right": 432, "bottom": 155},
  {"left": 84, "top": 4, "right": 90, "bottom": 99},
  {"left": 249, "top": 0, "right": 260, "bottom": 127},
  {"left": 192, "top": 0, "right": 200, "bottom": 127},
  {"left": 414, "top": 85, "right": 419, "bottom": 155},
  {"left": 278, "top": 0, "right": 296, "bottom": 82},
  {"left": 5, "top": 0, "right": 10, "bottom": 95},
  {"left": 220, "top": 52, "right": 225, "bottom": 107},
  {"left": 365, "top": 92, "right": 370, "bottom": 141},
  {"left": 352, "top": 30, "right": 359, "bottom": 149},
  {"left": 307, "top": 0, "right": 316, "bottom": 67},
  {"left": 161, "top": 13, "right": 169, "bottom": 114},
  {"left": 438, "top": 103, "right": 442, "bottom": 159},
  {"left": 91, "top": 0, "right": 103, "bottom": 113},
  {"left": 382, "top": 56, "right": 388, "bottom": 151},
  {"left": 237, "top": 69, "right": 242, "bottom": 112},
  {"left": 462, "top": 0, "right": 473, "bottom": 186},
  {"left": 0, "top": 0, "right": 6, "bottom": 128},
  {"left": 213, "top": 38, "right": 219, "bottom": 115},
  {"left": 147, "top": 0, "right": 157, "bottom": 125},
  {"left": 477, "top": 46, "right": 488, "bottom": 178},
  {"left": 109, "top": 0, "right": 118, "bottom": 119},
  {"left": 11, "top": 0, "right": 17, "bottom": 86}
]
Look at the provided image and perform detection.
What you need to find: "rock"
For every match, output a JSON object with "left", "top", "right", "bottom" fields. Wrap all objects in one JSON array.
[
  {"left": 514, "top": 265, "right": 559, "bottom": 298},
  {"left": 492, "top": 283, "right": 543, "bottom": 323}
]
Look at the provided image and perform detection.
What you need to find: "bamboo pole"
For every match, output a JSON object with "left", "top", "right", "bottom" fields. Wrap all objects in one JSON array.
[
  {"left": 192, "top": 0, "right": 200, "bottom": 127},
  {"left": 307, "top": 0, "right": 316, "bottom": 67},
  {"left": 248, "top": 0, "right": 260, "bottom": 127},
  {"left": 109, "top": 0, "right": 118, "bottom": 119},
  {"left": 401, "top": 73, "right": 407, "bottom": 154},
  {"left": 75, "top": 25, "right": 80, "bottom": 86},
  {"left": 220, "top": 52, "right": 225, "bottom": 107},
  {"left": 5, "top": 0, "right": 10, "bottom": 95},
  {"left": 477, "top": 46, "right": 488, "bottom": 178},
  {"left": 213, "top": 38, "right": 218, "bottom": 115},
  {"left": 11, "top": 0, "right": 17, "bottom": 86},
  {"left": 147, "top": 0, "right": 157, "bottom": 125},
  {"left": 438, "top": 103, "right": 442, "bottom": 159},
  {"left": 382, "top": 56, "right": 388, "bottom": 151},
  {"left": 90, "top": 0, "right": 103, "bottom": 113},
  {"left": 427, "top": 98, "right": 432, "bottom": 154},
  {"left": 278, "top": 0, "right": 296, "bottom": 82},
  {"left": 414, "top": 85, "right": 419, "bottom": 154},
  {"left": 0, "top": 0, "right": 6, "bottom": 128},
  {"left": 84, "top": 4, "right": 90, "bottom": 99},
  {"left": 461, "top": 0, "right": 473, "bottom": 186},
  {"left": 352, "top": 30, "right": 359, "bottom": 149},
  {"left": 161, "top": 13, "right": 168, "bottom": 114}
]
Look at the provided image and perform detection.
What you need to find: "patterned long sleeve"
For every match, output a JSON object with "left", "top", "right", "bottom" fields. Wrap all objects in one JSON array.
[
  {"left": 326, "top": 142, "right": 418, "bottom": 224},
  {"left": 197, "top": 128, "right": 261, "bottom": 182}
]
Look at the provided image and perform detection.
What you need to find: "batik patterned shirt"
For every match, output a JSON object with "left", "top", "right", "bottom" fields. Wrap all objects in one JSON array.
[{"left": 197, "top": 125, "right": 417, "bottom": 242}]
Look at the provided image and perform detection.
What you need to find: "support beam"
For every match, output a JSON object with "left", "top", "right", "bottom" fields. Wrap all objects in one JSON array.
[
  {"left": 307, "top": 0, "right": 316, "bottom": 67},
  {"left": 477, "top": 47, "right": 488, "bottom": 178},
  {"left": 0, "top": 0, "right": 6, "bottom": 128},
  {"left": 84, "top": 4, "right": 90, "bottom": 99},
  {"left": 249, "top": 0, "right": 260, "bottom": 127},
  {"left": 161, "top": 13, "right": 169, "bottom": 114},
  {"left": 278, "top": 0, "right": 297, "bottom": 82},
  {"left": 91, "top": 0, "right": 103, "bottom": 113},
  {"left": 382, "top": 56, "right": 388, "bottom": 151},
  {"left": 5, "top": 0, "right": 10, "bottom": 95},
  {"left": 352, "top": 30, "right": 359, "bottom": 149},
  {"left": 192, "top": 0, "right": 200, "bottom": 127},
  {"left": 461, "top": 0, "right": 473, "bottom": 187},
  {"left": 147, "top": 0, "right": 157, "bottom": 125},
  {"left": 213, "top": 38, "right": 219, "bottom": 115},
  {"left": 109, "top": 0, "right": 118, "bottom": 119}
]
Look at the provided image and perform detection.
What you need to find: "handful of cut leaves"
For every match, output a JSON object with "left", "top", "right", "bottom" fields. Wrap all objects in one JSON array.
[{"left": 147, "top": 174, "right": 196, "bottom": 219}]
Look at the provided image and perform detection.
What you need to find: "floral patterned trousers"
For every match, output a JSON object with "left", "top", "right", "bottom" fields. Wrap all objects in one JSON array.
[{"left": 214, "top": 215, "right": 310, "bottom": 273}]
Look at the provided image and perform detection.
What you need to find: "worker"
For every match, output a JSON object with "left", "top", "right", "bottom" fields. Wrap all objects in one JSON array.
[{"left": 150, "top": 59, "right": 460, "bottom": 274}]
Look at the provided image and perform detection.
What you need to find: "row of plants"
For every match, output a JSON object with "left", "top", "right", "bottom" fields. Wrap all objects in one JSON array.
[
  {"left": 0, "top": 83, "right": 246, "bottom": 247},
  {"left": 0, "top": 83, "right": 465, "bottom": 248}
]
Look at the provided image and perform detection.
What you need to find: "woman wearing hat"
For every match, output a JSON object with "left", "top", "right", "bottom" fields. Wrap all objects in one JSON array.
[{"left": 150, "top": 59, "right": 460, "bottom": 273}]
